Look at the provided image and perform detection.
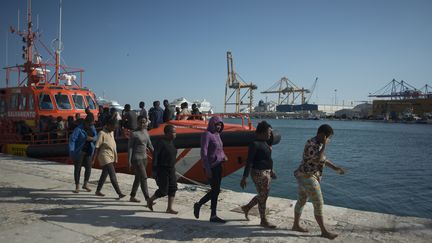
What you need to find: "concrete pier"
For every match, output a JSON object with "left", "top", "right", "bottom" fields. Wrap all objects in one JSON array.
[{"left": 0, "top": 154, "right": 431, "bottom": 242}]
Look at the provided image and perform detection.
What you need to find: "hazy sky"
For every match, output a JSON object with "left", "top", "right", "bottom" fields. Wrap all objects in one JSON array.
[{"left": 1, "top": 0, "right": 431, "bottom": 111}]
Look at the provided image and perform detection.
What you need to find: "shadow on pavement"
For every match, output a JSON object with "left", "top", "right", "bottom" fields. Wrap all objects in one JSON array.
[{"left": 0, "top": 186, "right": 306, "bottom": 241}]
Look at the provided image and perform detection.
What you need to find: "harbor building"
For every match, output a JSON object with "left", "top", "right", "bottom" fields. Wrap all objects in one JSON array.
[
  {"left": 372, "top": 98, "right": 432, "bottom": 118},
  {"left": 369, "top": 79, "right": 432, "bottom": 119}
]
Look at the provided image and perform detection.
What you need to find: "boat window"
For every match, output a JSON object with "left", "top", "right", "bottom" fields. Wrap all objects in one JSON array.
[
  {"left": 18, "top": 94, "right": 27, "bottom": 110},
  {"left": 0, "top": 97, "right": 6, "bottom": 117},
  {"left": 39, "top": 93, "right": 54, "bottom": 110},
  {"left": 86, "top": 95, "right": 97, "bottom": 110},
  {"left": 29, "top": 94, "right": 35, "bottom": 110},
  {"left": 54, "top": 93, "right": 72, "bottom": 110},
  {"left": 9, "top": 94, "right": 18, "bottom": 110},
  {"left": 72, "top": 94, "right": 86, "bottom": 110}
]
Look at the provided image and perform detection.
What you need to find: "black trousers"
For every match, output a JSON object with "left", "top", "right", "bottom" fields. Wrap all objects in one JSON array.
[
  {"left": 73, "top": 152, "right": 92, "bottom": 185},
  {"left": 197, "top": 163, "right": 222, "bottom": 216},
  {"left": 96, "top": 163, "right": 122, "bottom": 195},
  {"left": 130, "top": 159, "right": 150, "bottom": 200},
  {"left": 155, "top": 166, "right": 177, "bottom": 198}
]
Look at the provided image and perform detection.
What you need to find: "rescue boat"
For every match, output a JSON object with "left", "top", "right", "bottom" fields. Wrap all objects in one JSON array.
[{"left": 0, "top": 0, "right": 281, "bottom": 184}]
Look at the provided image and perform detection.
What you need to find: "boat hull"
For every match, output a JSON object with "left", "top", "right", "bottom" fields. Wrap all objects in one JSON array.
[{"left": 2, "top": 127, "right": 281, "bottom": 184}]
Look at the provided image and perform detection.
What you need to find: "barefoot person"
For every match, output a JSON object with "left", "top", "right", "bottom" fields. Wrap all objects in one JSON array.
[
  {"left": 194, "top": 116, "right": 228, "bottom": 223},
  {"left": 93, "top": 118, "right": 126, "bottom": 199},
  {"left": 240, "top": 121, "right": 277, "bottom": 228},
  {"left": 292, "top": 124, "right": 345, "bottom": 240},
  {"left": 147, "top": 125, "right": 178, "bottom": 214},
  {"left": 69, "top": 116, "right": 97, "bottom": 193},
  {"left": 128, "top": 116, "right": 154, "bottom": 204}
]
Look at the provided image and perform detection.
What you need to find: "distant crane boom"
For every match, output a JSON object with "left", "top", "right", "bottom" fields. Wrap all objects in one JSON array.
[{"left": 305, "top": 77, "right": 318, "bottom": 104}]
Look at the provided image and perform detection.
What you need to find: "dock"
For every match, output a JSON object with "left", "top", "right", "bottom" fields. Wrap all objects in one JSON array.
[{"left": 0, "top": 154, "right": 431, "bottom": 242}]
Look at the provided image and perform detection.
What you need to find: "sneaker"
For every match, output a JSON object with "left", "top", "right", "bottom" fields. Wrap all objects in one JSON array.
[
  {"left": 117, "top": 194, "right": 126, "bottom": 200},
  {"left": 95, "top": 191, "right": 105, "bottom": 197},
  {"left": 129, "top": 197, "right": 141, "bottom": 203},
  {"left": 210, "top": 216, "right": 226, "bottom": 223},
  {"left": 193, "top": 203, "right": 200, "bottom": 219}
]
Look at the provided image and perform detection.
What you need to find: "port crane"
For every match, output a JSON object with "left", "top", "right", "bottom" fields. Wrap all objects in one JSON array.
[
  {"left": 419, "top": 84, "right": 432, "bottom": 98},
  {"left": 368, "top": 79, "right": 422, "bottom": 100},
  {"left": 224, "top": 51, "right": 257, "bottom": 113},
  {"left": 261, "top": 77, "right": 317, "bottom": 105}
]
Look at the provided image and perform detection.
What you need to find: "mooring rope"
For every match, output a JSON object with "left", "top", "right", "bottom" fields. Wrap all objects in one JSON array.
[{"left": 175, "top": 171, "right": 210, "bottom": 189}]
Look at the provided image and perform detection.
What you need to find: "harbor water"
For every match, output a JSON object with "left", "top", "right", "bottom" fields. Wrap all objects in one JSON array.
[{"left": 222, "top": 119, "right": 432, "bottom": 219}]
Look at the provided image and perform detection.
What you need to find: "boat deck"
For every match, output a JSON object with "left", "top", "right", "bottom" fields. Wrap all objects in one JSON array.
[{"left": 0, "top": 153, "right": 431, "bottom": 242}]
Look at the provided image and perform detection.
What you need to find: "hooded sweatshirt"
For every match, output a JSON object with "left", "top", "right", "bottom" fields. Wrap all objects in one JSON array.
[
  {"left": 69, "top": 123, "right": 97, "bottom": 162},
  {"left": 200, "top": 116, "right": 226, "bottom": 174}
]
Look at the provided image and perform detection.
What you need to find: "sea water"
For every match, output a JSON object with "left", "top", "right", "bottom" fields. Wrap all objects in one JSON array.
[{"left": 221, "top": 119, "right": 432, "bottom": 219}]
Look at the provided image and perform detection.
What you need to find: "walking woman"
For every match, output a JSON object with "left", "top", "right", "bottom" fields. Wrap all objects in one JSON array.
[
  {"left": 240, "top": 121, "right": 276, "bottom": 228},
  {"left": 93, "top": 118, "right": 126, "bottom": 199},
  {"left": 147, "top": 125, "right": 178, "bottom": 214},
  {"left": 291, "top": 124, "right": 345, "bottom": 240},
  {"left": 69, "top": 116, "right": 97, "bottom": 193},
  {"left": 128, "top": 116, "right": 154, "bottom": 204},
  {"left": 194, "top": 116, "right": 228, "bottom": 223}
]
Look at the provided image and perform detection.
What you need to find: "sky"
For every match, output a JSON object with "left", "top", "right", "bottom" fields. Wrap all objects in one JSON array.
[{"left": 1, "top": 0, "right": 431, "bottom": 112}]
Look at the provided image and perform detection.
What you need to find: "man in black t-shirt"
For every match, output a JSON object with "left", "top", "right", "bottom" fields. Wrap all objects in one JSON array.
[{"left": 147, "top": 125, "right": 178, "bottom": 214}]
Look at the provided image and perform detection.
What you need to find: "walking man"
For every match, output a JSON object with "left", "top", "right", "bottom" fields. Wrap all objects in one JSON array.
[
  {"left": 128, "top": 116, "right": 154, "bottom": 204},
  {"left": 147, "top": 125, "right": 178, "bottom": 214},
  {"left": 93, "top": 118, "right": 126, "bottom": 199}
]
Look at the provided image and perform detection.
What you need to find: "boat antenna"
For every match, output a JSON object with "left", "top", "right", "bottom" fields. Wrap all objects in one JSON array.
[
  {"left": 5, "top": 32, "right": 8, "bottom": 68},
  {"left": 54, "top": 0, "right": 63, "bottom": 84},
  {"left": 17, "top": 9, "right": 20, "bottom": 32}
]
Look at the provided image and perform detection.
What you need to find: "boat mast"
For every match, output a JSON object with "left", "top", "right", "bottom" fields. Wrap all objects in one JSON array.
[
  {"left": 55, "top": 0, "right": 63, "bottom": 85},
  {"left": 23, "top": 0, "right": 35, "bottom": 86}
]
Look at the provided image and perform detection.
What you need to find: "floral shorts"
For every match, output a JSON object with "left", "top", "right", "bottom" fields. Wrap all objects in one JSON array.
[{"left": 294, "top": 175, "right": 324, "bottom": 216}]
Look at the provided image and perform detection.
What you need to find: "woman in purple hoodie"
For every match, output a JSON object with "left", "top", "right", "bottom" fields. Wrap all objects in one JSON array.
[{"left": 193, "top": 116, "right": 227, "bottom": 223}]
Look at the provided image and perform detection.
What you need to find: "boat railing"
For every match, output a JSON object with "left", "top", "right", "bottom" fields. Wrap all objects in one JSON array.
[
  {"left": 0, "top": 128, "right": 70, "bottom": 145},
  {"left": 4, "top": 63, "right": 85, "bottom": 88},
  {"left": 174, "top": 113, "right": 253, "bottom": 130},
  {"left": 29, "top": 131, "right": 70, "bottom": 145},
  {"left": 0, "top": 113, "right": 254, "bottom": 146}
]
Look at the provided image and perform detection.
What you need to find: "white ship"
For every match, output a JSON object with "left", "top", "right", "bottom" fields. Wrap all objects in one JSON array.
[
  {"left": 96, "top": 97, "right": 123, "bottom": 112},
  {"left": 170, "top": 97, "right": 213, "bottom": 114}
]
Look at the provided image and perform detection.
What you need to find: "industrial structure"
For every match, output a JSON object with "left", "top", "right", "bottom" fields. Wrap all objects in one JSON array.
[
  {"left": 223, "top": 51, "right": 257, "bottom": 113},
  {"left": 369, "top": 79, "right": 432, "bottom": 119},
  {"left": 261, "top": 77, "right": 318, "bottom": 112}
]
